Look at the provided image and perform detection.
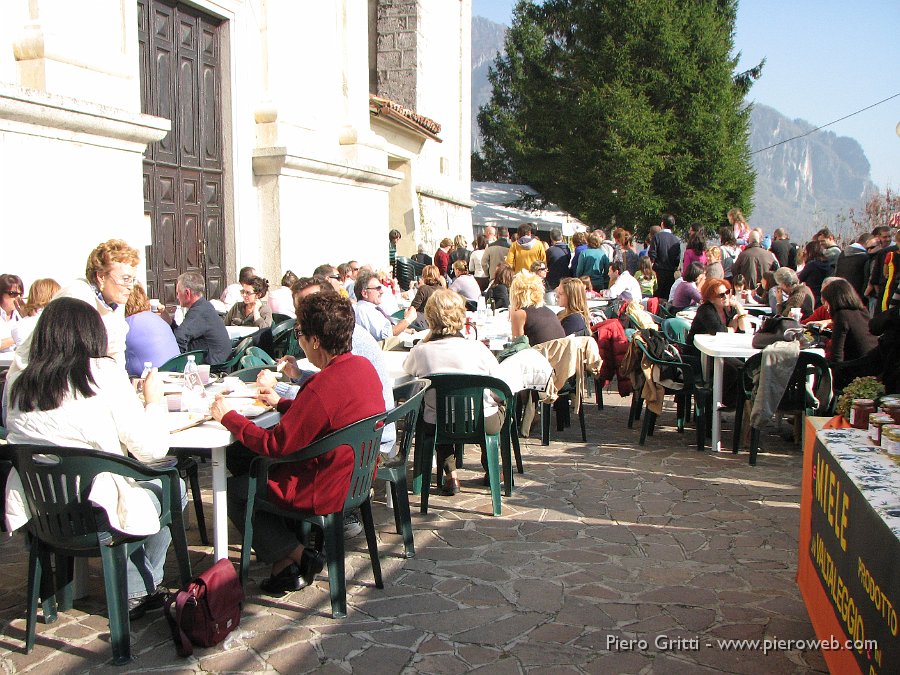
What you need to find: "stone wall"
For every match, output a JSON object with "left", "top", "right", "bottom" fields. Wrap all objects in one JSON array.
[{"left": 375, "top": 0, "right": 417, "bottom": 110}]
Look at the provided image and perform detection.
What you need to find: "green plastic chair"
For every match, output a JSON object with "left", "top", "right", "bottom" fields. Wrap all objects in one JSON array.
[
  {"left": 376, "top": 379, "right": 430, "bottom": 558},
  {"left": 662, "top": 317, "right": 692, "bottom": 347},
  {"left": 239, "top": 346, "right": 276, "bottom": 368},
  {"left": 413, "top": 374, "right": 515, "bottom": 517},
  {"left": 269, "top": 318, "right": 296, "bottom": 359},
  {"left": 635, "top": 337, "right": 710, "bottom": 452},
  {"left": 210, "top": 335, "right": 255, "bottom": 374},
  {"left": 271, "top": 313, "right": 292, "bottom": 325},
  {"left": 239, "top": 410, "right": 388, "bottom": 618},
  {"left": 157, "top": 349, "right": 206, "bottom": 372},
  {"left": 231, "top": 365, "right": 277, "bottom": 383},
  {"left": 733, "top": 351, "right": 831, "bottom": 465},
  {"left": 7, "top": 444, "right": 191, "bottom": 665}
]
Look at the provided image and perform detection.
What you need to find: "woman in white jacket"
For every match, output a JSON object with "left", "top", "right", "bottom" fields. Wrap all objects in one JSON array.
[{"left": 6, "top": 297, "right": 176, "bottom": 620}]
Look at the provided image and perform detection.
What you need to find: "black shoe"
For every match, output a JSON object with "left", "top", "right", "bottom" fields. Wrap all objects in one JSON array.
[
  {"left": 259, "top": 562, "right": 305, "bottom": 596},
  {"left": 440, "top": 478, "right": 461, "bottom": 496},
  {"left": 128, "top": 586, "right": 167, "bottom": 621},
  {"left": 298, "top": 547, "right": 326, "bottom": 587}
]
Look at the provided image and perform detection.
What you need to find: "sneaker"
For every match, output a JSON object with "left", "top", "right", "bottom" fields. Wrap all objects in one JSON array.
[
  {"left": 128, "top": 585, "right": 167, "bottom": 621},
  {"left": 343, "top": 511, "right": 363, "bottom": 539}
]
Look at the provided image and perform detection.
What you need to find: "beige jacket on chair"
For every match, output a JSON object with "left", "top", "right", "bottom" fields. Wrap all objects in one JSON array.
[{"left": 533, "top": 336, "right": 602, "bottom": 413}]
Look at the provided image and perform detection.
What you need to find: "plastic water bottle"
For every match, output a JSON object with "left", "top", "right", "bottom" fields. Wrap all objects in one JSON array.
[
  {"left": 180, "top": 355, "right": 208, "bottom": 412},
  {"left": 476, "top": 296, "right": 487, "bottom": 323},
  {"left": 135, "top": 361, "right": 153, "bottom": 398}
]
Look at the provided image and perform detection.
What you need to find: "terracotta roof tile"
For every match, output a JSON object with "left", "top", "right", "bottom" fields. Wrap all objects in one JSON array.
[{"left": 370, "top": 94, "right": 441, "bottom": 140}]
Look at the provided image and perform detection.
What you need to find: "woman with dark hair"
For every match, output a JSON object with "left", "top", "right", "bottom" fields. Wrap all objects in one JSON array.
[
  {"left": 718, "top": 227, "right": 740, "bottom": 280},
  {"left": 469, "top": 234, "right": 489, "bottom": 282},
  {"left": 410, "top": 264, "right": 446, "bottom": 312},
  {"left": 670, "top": 262, "right": 706, "bottom": 311},
  {"left": 215, "top": 293, "right": 385, "bottom": 594},
  {"left": 485, "top": 263, "right": 513, "bottom": 309},
  {"left": 0, "top": 273, "right": 24, "bottom": 352},
  {"left": 223, "top": 276, "right": 273, "bottom": 328},
  {"left": 798, "top": 240, "right": 830, "bottom": 305},
  {"left": 682, "top": 225, "right": 707, "bottom": 270},
  {"left": 821, "top": 278, "right": 877, "bottom": 363},
  {"left": 6, "top": 296, "right": 174, "bottom": 618}
]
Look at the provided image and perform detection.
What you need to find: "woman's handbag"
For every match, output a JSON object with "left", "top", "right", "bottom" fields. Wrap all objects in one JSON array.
[
  {"left": 751, "top": 315, "right": 804, "bottom": 349},
  {"left": 165, "top": 558, "right": 244, "bottom": 657}
]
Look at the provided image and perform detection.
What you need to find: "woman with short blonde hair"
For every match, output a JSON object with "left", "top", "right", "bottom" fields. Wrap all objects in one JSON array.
[
  {"left": 410, "top": 264, "right": 446, "bottom": 312},
  {"left": 510, "top": 271, "right": 564, "bottom": 346},
  {"left": 403, "top": 289, "right": 504, "bottom": 496}
]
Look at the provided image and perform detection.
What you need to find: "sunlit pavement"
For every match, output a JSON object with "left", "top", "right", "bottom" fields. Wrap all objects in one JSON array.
[{"left": 0, "top": 391, "right": 826, "bottom": 673}]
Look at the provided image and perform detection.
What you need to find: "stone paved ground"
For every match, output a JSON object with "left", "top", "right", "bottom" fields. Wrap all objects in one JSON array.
[{"left": 0, "top": 392, "right": 829, "bottom": 674}]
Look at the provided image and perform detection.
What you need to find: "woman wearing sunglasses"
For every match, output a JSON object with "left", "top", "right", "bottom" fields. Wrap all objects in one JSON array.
[
  {"left": 687, "top": 278, "right": 752, "bottom": 349},
  {"left": 0, "top": 273, "right": 25, "bottom": 352}
]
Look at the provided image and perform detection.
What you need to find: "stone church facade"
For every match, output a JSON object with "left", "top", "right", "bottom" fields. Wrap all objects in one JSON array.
[{"left": 0, "top": 0, "right": 471, "bottom": 303}]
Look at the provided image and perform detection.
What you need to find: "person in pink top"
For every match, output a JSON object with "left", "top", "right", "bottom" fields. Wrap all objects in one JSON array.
[{"left": 682, "top": 224, "right": 708, "bottom": 270}]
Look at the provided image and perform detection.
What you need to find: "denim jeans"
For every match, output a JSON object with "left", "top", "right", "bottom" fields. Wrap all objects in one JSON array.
[{"left": 125, "top": 478, "right": 186, "bottom": 600}]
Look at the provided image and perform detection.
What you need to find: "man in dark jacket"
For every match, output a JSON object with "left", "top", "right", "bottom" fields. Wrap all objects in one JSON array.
[
  {"left": 647, "top": 213, "right": 681, "bottom": 299},
  {"left": 732, "top": 230, "right": 779, "bottom": 288},
  {"left": 171, "top": 271, "right": 232, "bottom": 364},
  {"left": 769, "top": 228, "right": 798, "bottom": 269},
  {"left": 835, "top": 233, "right": 875, "bottom": 300},
  {"left": 545, "top": 227, "right": 571, "bottom": 289}
]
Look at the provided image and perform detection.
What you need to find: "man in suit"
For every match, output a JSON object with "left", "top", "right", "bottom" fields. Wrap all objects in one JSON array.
[
  {"left": 835, "top": 233, "right": 876, "bottom": 300},
  {"left": 647, "top": 213, "right": 682, "bottom": 299}
]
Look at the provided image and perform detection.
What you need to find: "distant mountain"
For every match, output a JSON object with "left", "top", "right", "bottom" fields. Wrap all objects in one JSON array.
[
  {"left": 471, "top": 15, "right": 875, "bottom": 242},
  {"left": 748, "top": 104, "right": 875, "bottom": 241}
]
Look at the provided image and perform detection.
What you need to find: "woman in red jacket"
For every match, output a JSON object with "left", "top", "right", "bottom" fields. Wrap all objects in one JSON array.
[{"left": 213, "top": 292, "right": 385, "bottom": 594}]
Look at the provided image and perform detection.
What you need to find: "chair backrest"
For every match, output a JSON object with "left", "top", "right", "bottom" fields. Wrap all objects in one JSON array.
[
  {"left": 426, "top": 373, "right": 513, "bottom": 444},
  {"left": 240, "top": 346, "right": 275, "bottom": 368},
  {"left": 231, "top": 364, "right": 277, "bottom": 382},
  {"left": 384, "top": 379, "right": 430, "bottom": 462},
  {"left": 158, "top": 349, "right": 207, "bottom": 372},
  {"left": 213, "top": 335, "right": 255, "bottom": 372},
  {"left": 662, "top": 317, "right": 692, "bottom": 346},
  {"left": 271, "top": 313, "right": 292, "bottom": 325},
  {"left": 6, "top": 444, "right": 179, "bottom": 549},
  {"left": 742, "top": 350, "right": 831, "bottom": 414},
  {"left": 394, "top": 256, "right": 426, "bottom": 292}
]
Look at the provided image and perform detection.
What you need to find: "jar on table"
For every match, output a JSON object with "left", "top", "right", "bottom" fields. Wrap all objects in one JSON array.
[
  {"left": 850, "top": 399, "right": 876, "bottom": 430},
  {"left": 882, "top": 425, "right": 900, "bottom": 455},
  {"left": 880, "top": 401, "right": 900, "bottom": 424},
  {"left": 869, "top": 413, "right": 893, "bottom": 444}
]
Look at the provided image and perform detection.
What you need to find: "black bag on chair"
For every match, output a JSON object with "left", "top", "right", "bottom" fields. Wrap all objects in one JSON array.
[{"left": 752, "top": 316, "right": 804, "bottom": 349}]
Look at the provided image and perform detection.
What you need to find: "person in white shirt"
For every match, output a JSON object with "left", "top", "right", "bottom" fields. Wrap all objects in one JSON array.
[
  {"left": 0, "top": 273, "right": 24, "bottom": 352},
  {"left": 353, "top": 270, "right": 416, "bottom": 341},
  {"left": 11, "top": 278, "right": 61, "bottom": 347},
  {"left": 606, "top": 261, "right": 642, "bottom": 303},
  {"left": 5, "top": 296, "right": 177, "bottom": 619}
]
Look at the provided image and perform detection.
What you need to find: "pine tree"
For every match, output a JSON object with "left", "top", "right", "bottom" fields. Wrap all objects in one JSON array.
[{"left": 477, "top": 0, "right": 761, "bottom": 235}]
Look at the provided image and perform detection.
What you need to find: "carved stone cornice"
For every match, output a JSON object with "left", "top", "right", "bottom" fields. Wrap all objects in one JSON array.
[{"left": 252, "top": 147, "right": 403, "bottom": 190}]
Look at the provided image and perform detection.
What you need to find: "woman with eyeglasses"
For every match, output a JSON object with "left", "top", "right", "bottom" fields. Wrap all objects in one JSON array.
[
  {"left": 223, "top": 276, "right": 273, "bottom": 328},
  {"left": 213, "top": 292, "right": 386, "bottom": 594},
  {"left": 0, "top": 273, "right": 24, "bottom": 352},
  {"left": 10, "top": 241, "right": 140, "bottom": 374},
  {"left": 687, "top": 279, "right": 752, "bottom": 348}
]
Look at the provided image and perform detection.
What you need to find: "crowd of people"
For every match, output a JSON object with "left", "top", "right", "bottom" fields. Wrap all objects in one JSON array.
[{"left": 3, "top": 208, "right": 900, "bottom": 616}]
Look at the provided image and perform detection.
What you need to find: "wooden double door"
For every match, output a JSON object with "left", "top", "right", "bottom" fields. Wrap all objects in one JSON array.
[{"left": 138, "top": 0, "right": 226, "bottom": 305}]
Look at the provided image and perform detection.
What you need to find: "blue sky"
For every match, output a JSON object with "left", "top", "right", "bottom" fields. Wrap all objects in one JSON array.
[{"left": 472, "top": 0, "right": 900, "bottom": 190}]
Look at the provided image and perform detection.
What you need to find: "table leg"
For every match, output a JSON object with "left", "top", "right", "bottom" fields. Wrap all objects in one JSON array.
[
  {"left": 211, "top": 445, "right": 228, "bottom": 561},
  {"left": 711, "top": 357, "right": 724, "bottom": 452}
]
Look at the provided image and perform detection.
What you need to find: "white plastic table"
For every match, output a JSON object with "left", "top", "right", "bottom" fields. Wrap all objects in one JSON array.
[
  {"left": 693, "top": 332, "right": 759, "bottom": 452},
  {"left": 169, "top": 409, "right": 279, "bottom": 560}
]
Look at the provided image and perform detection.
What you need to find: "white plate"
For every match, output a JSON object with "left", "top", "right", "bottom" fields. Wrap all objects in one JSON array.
[{"left": 241, "top": 404, "right": 270, "bottom": 418}]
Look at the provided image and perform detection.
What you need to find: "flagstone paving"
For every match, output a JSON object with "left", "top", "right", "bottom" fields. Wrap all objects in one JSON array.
[{"left": 0, "top": 392, "right": 828, "bottom": 673}]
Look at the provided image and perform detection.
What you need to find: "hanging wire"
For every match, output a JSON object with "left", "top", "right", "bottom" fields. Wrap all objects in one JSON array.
[{"left": 751, "top": 92, "right": 900, "bottom": 154}]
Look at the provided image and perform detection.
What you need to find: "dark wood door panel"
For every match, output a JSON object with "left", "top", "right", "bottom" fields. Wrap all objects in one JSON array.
[{"left": 139, "top": 0, "right": 225, "bottom": 303}]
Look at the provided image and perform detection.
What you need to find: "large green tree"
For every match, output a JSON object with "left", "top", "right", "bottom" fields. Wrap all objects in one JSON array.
[{"left": 477, "top": 0, "right": 760, "bottom": 235}]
